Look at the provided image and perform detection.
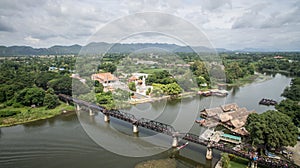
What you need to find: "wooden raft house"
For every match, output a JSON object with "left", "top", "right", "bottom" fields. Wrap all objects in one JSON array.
[
  {"left": 259, "top": 98, "right": 277, "bottom": 106},
  {"left": 199, "top": 103, "right": 255, "bottom": 136}
]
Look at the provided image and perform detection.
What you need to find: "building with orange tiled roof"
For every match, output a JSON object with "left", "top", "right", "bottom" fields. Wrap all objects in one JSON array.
[{"left": 91, "top": 72, "right": 118, "bottom": 86}]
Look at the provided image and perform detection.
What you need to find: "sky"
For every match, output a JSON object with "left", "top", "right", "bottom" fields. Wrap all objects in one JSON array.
[{"left": 0, "top": 0, "right": 300, "bottom": 50}]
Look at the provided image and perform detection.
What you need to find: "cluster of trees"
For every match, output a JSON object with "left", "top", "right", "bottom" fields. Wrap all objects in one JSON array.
[
  {"left": 152, "top": 83, "right": 182, "bottom": 97},
  {"left": 245, "top": 110, "right": 298, "bottom": 150},
  {"left": 281, "top": 78, "right": 300, "bottom": 101},
  {"left": 94, "top": 88, "right": 130, "bottom": 109},
  {"left": 144, "top": 70, "right": 183, "bottom": 96},
  {"left": 224, "top": 61, "right": 255, "bottom": 83},
  {"left": 128, "top": 82, "right": 136, "bottom": 91},
  {"left": 275, "top": 77, "right": 300, "bottom": 127},
  {"left": 97, "top": 62, "right": 117, "bottom": 74},
  {"left": 146, "top": 70, "right": 176, "bottom": 85},
  {"left": 257, "top": 57, "right": 300, "bottom": 76},
  {"left": 246, "top": 77, "right": 300, "bottom": 151},
  {"left": 190, "top": 60, "right": 209, "bottom": 86},
  {"left": 0, "top": 57, "right": 83, "bottom": 111}
]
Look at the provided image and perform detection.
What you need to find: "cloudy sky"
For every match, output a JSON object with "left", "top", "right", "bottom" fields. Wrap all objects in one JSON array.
[{"left": 0, "top": 0, "right": 299, "bottom": 50}]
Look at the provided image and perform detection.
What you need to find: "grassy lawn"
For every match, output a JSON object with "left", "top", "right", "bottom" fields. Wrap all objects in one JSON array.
[
  {"left": 0, "top": 102, "right": 74, "bottom": 127},
  {"left": 228, "top": 155, "right": 250, "bottom": 168},
  {"left": 230, "top": 160, "right": 248, "bottom": 168}
]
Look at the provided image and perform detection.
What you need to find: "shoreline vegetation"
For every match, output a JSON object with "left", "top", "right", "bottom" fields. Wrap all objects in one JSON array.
[
  {"left": 0, "top": 102, "right": 74, "bottom": 127},
  {"left": 129, "top": 72, "right": 271, "bottom": 105},
  {"left": 217, "top": 72, "right": 272, "bottom": 88},
  {"left": 0, "top": 73, "right": 272, "bottom": 127}
]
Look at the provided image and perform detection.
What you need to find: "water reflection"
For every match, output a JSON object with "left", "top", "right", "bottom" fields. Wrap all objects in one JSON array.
[
  {"left": 230, "top": 86, "right": 239, "bottom": 97},
  {"left": 23, "top": 118, "right": 48, "bottom": 128}
]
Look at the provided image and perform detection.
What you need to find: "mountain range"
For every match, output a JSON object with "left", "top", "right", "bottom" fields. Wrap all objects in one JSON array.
[{"left": 0, "top": 42, "right": 294, "bottom": 56}]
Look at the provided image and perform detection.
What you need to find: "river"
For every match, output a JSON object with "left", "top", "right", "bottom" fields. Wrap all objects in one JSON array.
[{"left": 0, "top": 74, "right": 292, "bottom": 168}]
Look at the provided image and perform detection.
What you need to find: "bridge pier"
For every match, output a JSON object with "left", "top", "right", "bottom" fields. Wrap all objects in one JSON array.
[
  {"left": 89, "top": 108, "right": 94, "bottom": 116},
  {"left": 104, "top": 114, "right": 110, "bottom": 122},
  {"left": 76, "top": 104, "right": 81, "bottom": 111},
  {"left": 172, "top": 136, "right": 178, "bottom": 148},
  {"left": 206, "top": 143, "right": 213, "bottom": 160},
  {"left": 133, "top": 124, "right": 139, "bottom": 134}
]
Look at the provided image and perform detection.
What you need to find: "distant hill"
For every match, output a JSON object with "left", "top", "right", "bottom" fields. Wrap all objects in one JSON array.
[
  {"left": 0, "top": 44, "right": 82, "bottom": 56},
  {"left": 2, "top": 42, "right": 279, "bottom": 56}
]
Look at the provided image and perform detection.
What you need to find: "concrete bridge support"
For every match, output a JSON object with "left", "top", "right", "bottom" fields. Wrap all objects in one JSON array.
[
  {"left": 206, "top": 143, "right": 213, "bottom": 160},
  {"left": 89, "top": 108, "right": 94, "bottom": 116},
  {"left": 172, "top": 136, "right": 178, "bottom": 148},
  {"left": 133, "top": 124, "right": 139, "bottom": 134},
  {"left": 104, "top": 114, "right": 110, "bottom": 122},
  {"left": 76, "top": 104, "right": 81, "bottom": 111}
]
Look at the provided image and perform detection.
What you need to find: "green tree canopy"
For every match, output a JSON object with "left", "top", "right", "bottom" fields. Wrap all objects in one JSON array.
[
  {"left": 146, "top": 70, "right": 176, "bottom": 85},
  {"left": 152, "top": 83, "right": 182, "bottom": 96},
  {"left": 72, "top": 79, "right": 90, "bottom": 96},
  {"left": 281, "top": 77, "right": 300, "bottom": 101},
  {"left": 43, "top": 93, "right": 60, "bottom": 109},
  {"left": 35, "top": 72, "right": 59, "bottom": 90},
  {"left": 275, "top": 99, "right": 300, "bottom": 127},
  {"left": 15, "top": 87, "right": 45, "bottom": 107},
  {"left": 245, "top": 111, "right": 298, "bottom": 149},
  {"left": 128, "top": 82, "right": 136, "bottom": 91},
  {"left": 48, "top": 76, "right": 72, "bottom": 95},
  {"left": 98, "top": 62, "right": 117, "bottom": 73},
  {"left": 190, "top": 60, "right": 209, "bottom": 81}
]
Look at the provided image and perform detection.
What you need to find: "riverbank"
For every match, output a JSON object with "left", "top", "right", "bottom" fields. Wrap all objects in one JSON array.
[
  {"left": 0, "top": 102, "right": 75, "bottom": 127},
  {"left": 223, "top": 72, "right": 272, "bottom": 87},
  {"left": 129, "top": 92, "right": 196, "bottom": 105}
]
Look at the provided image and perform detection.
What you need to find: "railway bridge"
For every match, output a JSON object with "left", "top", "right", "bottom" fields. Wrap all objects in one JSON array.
[{"left": 58, "top": 94, "right": 299, "bottom": 168}]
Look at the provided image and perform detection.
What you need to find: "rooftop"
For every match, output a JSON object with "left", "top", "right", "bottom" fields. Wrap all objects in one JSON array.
[{"left": 92, "top": 72, "right": 117, "bottom": 82}]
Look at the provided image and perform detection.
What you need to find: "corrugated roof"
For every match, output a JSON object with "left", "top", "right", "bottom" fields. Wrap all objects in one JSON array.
[
  {"left": 221, "top": 133, "right": 241, "bottom": 141},
  {"left": 221, "top": 103, "right": 238, "bottom": 112}
]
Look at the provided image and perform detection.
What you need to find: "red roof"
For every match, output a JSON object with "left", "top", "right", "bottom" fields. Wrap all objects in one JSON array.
[{"left": 92, "top": 73, "right": 117, "bottom": 82}]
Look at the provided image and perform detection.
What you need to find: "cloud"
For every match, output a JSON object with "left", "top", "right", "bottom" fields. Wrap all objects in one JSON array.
[
  {"left": 0, "top": 0, "right": 299, "bottom": 50},
  {"left": 0, "top": 21, "right": 13, "bottom": 32},
  {"left": 197, "top": 0, "right": 232, "bottom": 11},
  {"left": 232, "top": 2, "right": 300, "bottom": 29},
  {"left": 24, "top": 36, "right": 40, "bottom": 44}
]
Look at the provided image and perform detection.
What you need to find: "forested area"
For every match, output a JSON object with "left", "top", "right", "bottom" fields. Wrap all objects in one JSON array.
[
  {"left": 245, "top": 77, "right": 300, "bottom": 151},
  {"left": 0, "top": 56, "right": 77, "bottom": 126}
]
